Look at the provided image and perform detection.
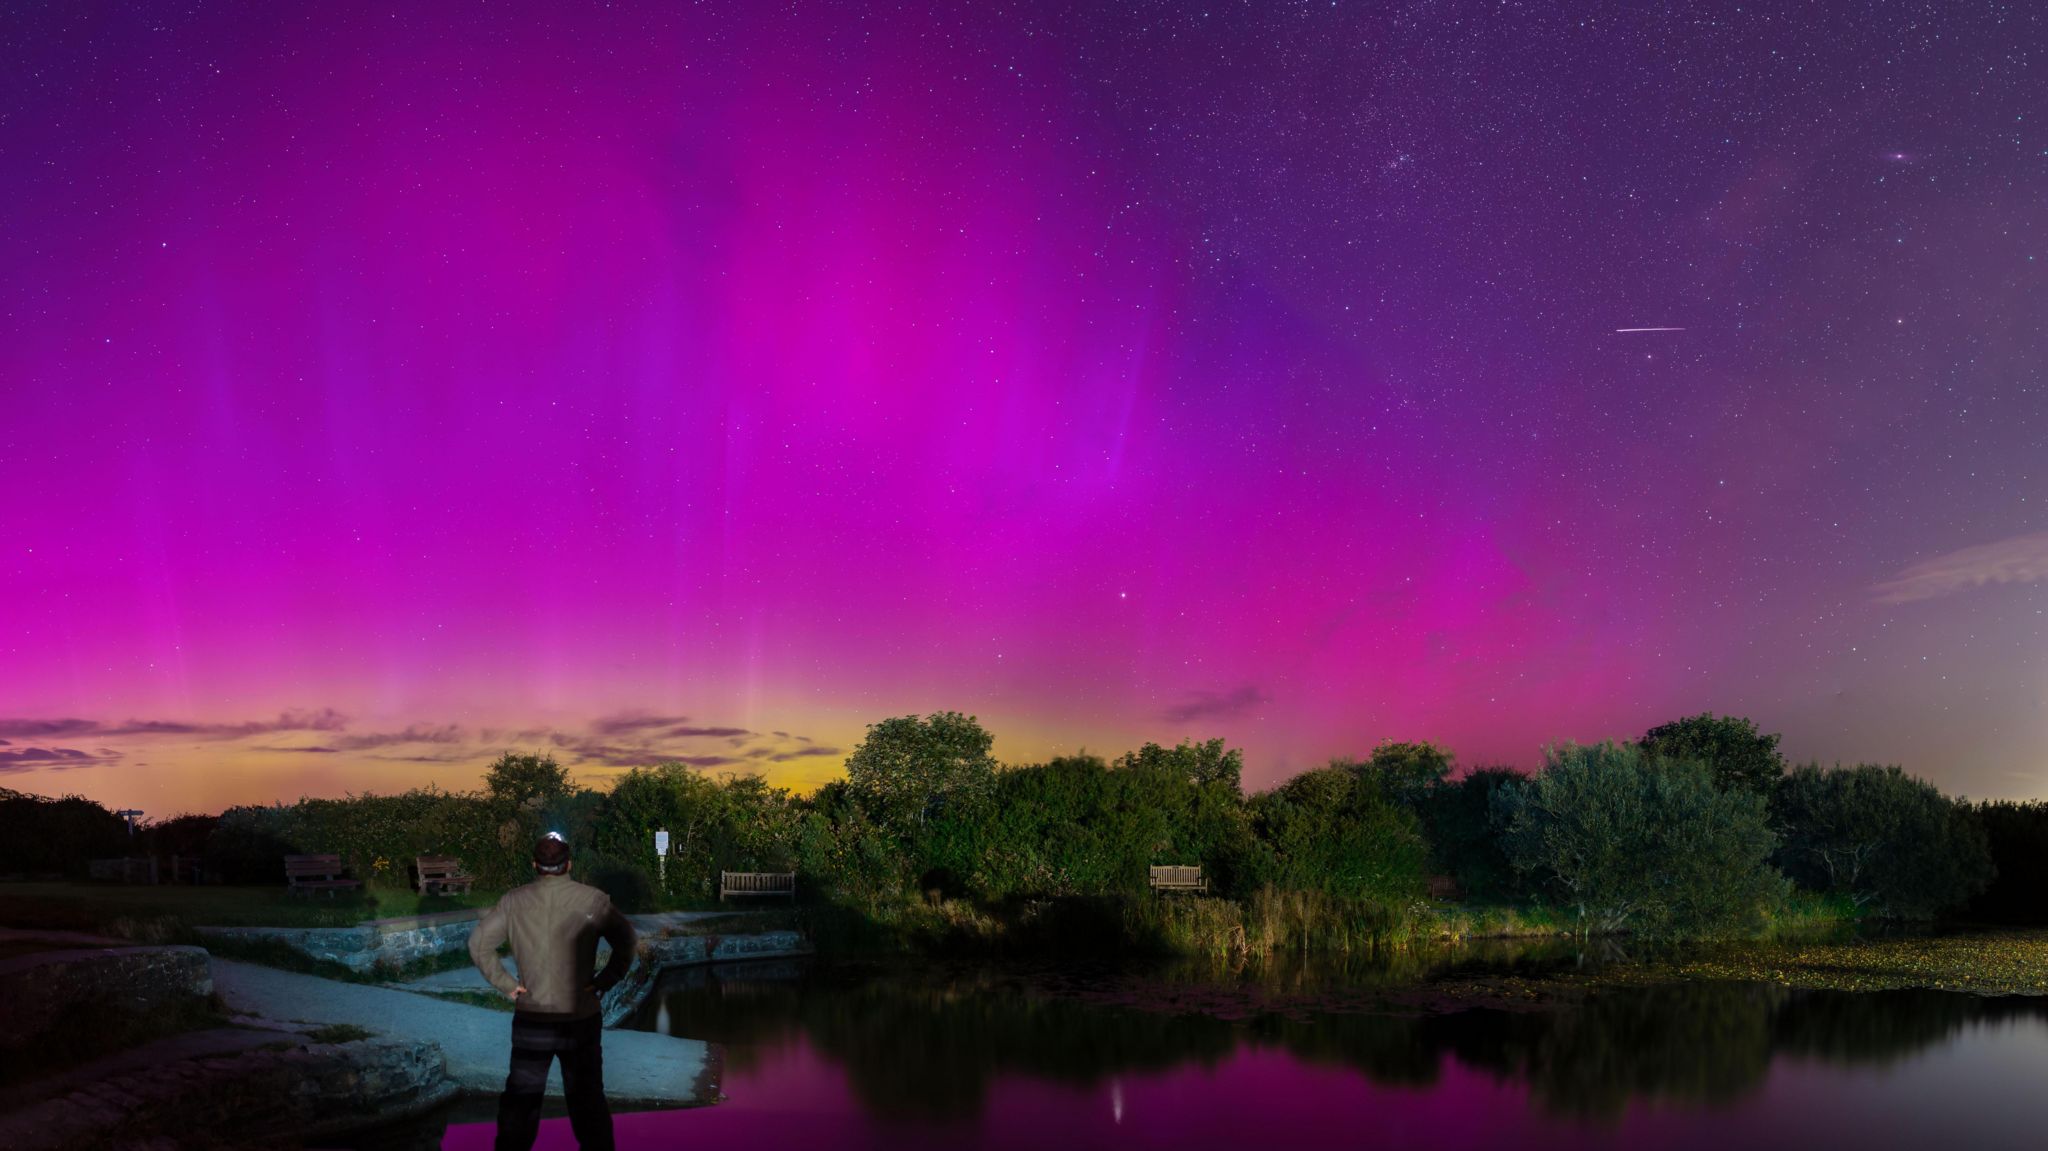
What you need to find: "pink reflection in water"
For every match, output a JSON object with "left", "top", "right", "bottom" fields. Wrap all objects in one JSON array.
[
  {"left": 441, "top": 1018, "right": 2048, "bottom": 1151},
  {"left": 440, "top": 1037, "right": 1598, "bottom": 1150}
]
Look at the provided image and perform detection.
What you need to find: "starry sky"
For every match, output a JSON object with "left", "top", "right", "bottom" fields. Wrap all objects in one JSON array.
[{"left": 3, "top": 2, "right": 2044, "bottom": 814}]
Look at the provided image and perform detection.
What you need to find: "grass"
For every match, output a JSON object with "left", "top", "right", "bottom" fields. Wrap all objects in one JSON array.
[
  {"left": 0, "top": 880, "right": 493, "bottom": 985},
  {"left": 0, "top": 991, "right": 233, "bottom": 1089},
  {"left": 0, "top": 880, "right": 499, "bottom": 934},
  {"left": 304, "top": 1023, "right": 375, "bottom": 1043}
]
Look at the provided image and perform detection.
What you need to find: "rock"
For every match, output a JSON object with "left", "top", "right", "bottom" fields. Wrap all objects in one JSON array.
[
  {"left": 0, "top": 946, "right": 213, "bottom": 1056},
  {"left": 195, "top": 910, "right": 481, "bottom": 974},
  {"left": 0, "top": 1032, "right": 456, "bottom": 1151}
]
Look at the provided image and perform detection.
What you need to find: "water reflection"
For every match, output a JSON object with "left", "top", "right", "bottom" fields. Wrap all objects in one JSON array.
[{"left": 636, "top": 955, "right": 2048, "bottom": 1122}]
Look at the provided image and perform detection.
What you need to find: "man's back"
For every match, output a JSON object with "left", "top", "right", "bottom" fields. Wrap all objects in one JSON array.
[{"left": 469, "top": 873, "right": 637, "bottom": 1019}]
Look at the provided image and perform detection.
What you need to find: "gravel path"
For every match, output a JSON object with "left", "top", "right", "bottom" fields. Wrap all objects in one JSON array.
[{"left": 210, "top": 958, "right": 715, "bottom": 1106}]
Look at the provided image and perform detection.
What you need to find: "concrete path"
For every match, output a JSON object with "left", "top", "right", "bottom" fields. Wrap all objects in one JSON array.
[{"left": 210, "top": 959, "right": 715, "bottom": 1107}]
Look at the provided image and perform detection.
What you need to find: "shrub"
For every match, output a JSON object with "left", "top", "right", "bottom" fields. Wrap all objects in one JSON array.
[
  {"left": 583, "top": 857, "right": 658, "bottom": 913},
  {"left": 1248, "top": 762, "right": 1430, "bottom": 904},
  {"left": 1968, "top": 800, "right": 2048, "bottom": 923},
  {"left": 1773, "top": 763, "right": 1993, "bottom": 919},
  {"left": 0, "top": 789, "right": 131, "bottom": 876},
  {"left": 593, "top": 763, "right": 798, "bottom": 904},
  {"left": 1420, "top": 766, "right": 1523, "bottom": 900},
  {"left": 1639, "top": 713, "right": 1786, "bottom": 795},
  {"left": 1495, "top": 742, "right": 1785, "bottom": 937}
]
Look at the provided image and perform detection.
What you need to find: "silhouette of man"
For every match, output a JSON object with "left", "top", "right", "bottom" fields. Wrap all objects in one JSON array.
[{"left": 469, "top": 832, "right": 638, "bottom": 1151}]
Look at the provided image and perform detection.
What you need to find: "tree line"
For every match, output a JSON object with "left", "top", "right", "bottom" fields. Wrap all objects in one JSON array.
[{"left": 0, "top": 710, "right": 2030, "bottom": 938}]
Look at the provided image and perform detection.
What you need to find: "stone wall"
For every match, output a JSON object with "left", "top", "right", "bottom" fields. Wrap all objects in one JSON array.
[
  {"left": 196, "top": 909, "right": 479, "bottom": 974},
  {"left": 601, "top": 929, "right": 810, "bottom": 1025},
  {"left": 0, "top": 1033, "right": 456, "bottom": 1151},
  {"left": 0, "top": 945, "right": 213, "bottom": 1054}
]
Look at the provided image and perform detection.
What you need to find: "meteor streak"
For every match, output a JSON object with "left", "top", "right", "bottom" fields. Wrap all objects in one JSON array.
[{"left": 1614, "top": 326, "right": 1686, "bottom": 333}]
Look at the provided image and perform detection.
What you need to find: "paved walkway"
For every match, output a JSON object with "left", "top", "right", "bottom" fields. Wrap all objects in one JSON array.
[{"left": 210, "top": 959, "right": 715, "bottom": 1106}]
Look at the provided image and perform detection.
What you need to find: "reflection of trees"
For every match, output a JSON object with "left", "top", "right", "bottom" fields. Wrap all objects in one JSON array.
[
  {"left": 640, "top": 961, "right": 2048, "bottom": 1124},
  {"left": 1771, "top": 988, "right": 2021, "bottom": 1068},
  {"left": 1504, "top": 983, "right": 1782, "bottom": 1118},
  {"left": 648, "top": 963, "right": 1235, "bottom": 1119}
]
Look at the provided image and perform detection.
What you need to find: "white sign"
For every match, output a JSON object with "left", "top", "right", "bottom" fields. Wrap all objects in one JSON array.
[{"left": 654, "top": 830, "right": 670, "bottom": 856}]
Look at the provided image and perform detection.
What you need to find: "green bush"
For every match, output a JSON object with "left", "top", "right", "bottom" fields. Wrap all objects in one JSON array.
[
  {"left": 1248, "top": 762, "right": 1430, "bottom": 904},
  {"left": 1495, "top": 742, "right": 1786, "bottom": 938},
  {"left": 1420, "top": 767, "right": 1522, "bottom": 900},
  {"left": 0, "top": 789, "right": 129, "bottom": 876},
  {"left": 592, "top": 764, "right": 798, "bottom": 904},
  {"left": 584, "top": 857, "right": 658, "bottom": 913},
  {"left": 1773, "top": 763, "right": 1993, "bottom": 919}
]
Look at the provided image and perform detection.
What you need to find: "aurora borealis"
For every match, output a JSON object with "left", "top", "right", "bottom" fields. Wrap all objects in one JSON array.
[{"left": 3, "top": 3, "right": 2044, "bottom": 813}]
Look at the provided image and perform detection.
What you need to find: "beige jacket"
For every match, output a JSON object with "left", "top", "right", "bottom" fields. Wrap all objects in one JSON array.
[{"left": 468, "top": 872, "right": 638, "bottom": 1020}]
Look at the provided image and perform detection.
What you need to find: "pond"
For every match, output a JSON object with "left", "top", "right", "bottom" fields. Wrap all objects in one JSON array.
[{"left": 430, "top": 943, "right": 2048, "bottom": 1150}]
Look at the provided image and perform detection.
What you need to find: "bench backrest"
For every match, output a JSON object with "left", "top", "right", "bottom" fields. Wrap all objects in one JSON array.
[
  {"left": 284, "top": 854, "right": 348, "bottom": 880},
  {"left": 1149, "top": 864, "right": 1203, "bottom": 886},
  {"left": 416, "top": 855, "right": 467, "bottom": 877},
  {"left": 721, "top": 870, "right": 796, "bottom": 893}
]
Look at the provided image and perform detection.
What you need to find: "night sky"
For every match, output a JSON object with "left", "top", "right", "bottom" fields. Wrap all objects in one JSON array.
[{"left": 3, "top": 2, "right": 2043, "bottom": 813}]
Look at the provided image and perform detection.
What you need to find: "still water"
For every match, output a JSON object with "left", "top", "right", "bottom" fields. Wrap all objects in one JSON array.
[{"left": 436, "top": 949, "right": 2048, "bottom": 1150}]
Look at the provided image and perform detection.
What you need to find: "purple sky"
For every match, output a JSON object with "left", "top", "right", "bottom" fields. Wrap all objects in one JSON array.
[{"left": 3, "top": 3, "right": 2044, "bottom": 812}]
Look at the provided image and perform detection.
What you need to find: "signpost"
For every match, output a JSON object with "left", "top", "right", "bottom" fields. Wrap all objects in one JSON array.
[
  {"left": 654, "top": 829, "right": 669, "bottom": 889},
  {"left": 116, "top": 809, "right": 145, "bottom": 837}
]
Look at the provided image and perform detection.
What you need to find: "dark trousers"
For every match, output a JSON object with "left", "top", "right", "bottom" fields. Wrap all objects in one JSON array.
[{"left": 496, "top": 1012, "right": 613, "bottom": 1151}]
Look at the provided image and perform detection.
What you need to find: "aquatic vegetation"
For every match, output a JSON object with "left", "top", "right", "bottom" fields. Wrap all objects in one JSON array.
[{"left": 1662, "top": 931, "right": 2048, "bottom": 996}]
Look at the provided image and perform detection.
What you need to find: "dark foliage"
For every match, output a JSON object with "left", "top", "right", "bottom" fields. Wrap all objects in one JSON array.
[
  {"left": 1963, "top": 800, "right": 2048, "bottom": 923},
  {"left": 0, "top": 788, "right": 130, "bottom": 876},
  {"left": 1639, "top": 713, "right": 1787, "bottom": 795},
  {"left": 1771, "top": 764, "right": 1993, "bottom": 919}
]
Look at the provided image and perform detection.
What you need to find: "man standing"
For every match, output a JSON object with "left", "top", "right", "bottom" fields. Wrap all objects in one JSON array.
[{"left": 469, "top": 832, "right": 638, "bottom": 1151}]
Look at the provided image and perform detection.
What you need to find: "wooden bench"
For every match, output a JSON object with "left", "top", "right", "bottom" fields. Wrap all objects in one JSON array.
[
  {"left": 415, "top": 854, "right": 475, "bottom": 896},
  {"left": 1427, "top": 874, "right": 1462, "bottom": 901},
  {"left": 284, "top": 853, "right": 362, "bottom": 897},
  {"left": 719, "top": 870, "right": 796, "bottom": 901},
  {"left": 1148, "top": 864, "right": 1207, "bottom": 893}
]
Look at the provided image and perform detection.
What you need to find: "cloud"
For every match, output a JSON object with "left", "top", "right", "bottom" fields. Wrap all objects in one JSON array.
[
  {"left": 769, "top": 745, "right": 842, "bottom": 762},
  {"left": 587, "top": 712, "right": 692, "bottom": 737},
  {"left": 329, "top": 723, "right": 466, "bottom": 751},
  {"left": 0, "top": 745, "right": 123, "bottom": 773},
  {"left": 1161, "top": 685, "right": 1270, "bottom": 724},
  {"left": 664, "top": 726, "right": 753, "bottom": 739},
  {"left": 0, "top": 709, "right": 350, "bottom": 741},
  {"left": 0, "top": 719, "right": 100, "bottom": 739},
  {"left": 1873, "top": 532, "right": 2048, "bottom": 604}
]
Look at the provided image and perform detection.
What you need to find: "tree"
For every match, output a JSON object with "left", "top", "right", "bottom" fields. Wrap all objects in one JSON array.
[
  {"left": 1968, "top": 800, "right": 2048, "bottom": 923},
  {"left": 1358, "top": 740, "right": 1456, "bottom": 808},
  {"left": 1773, "top": 763, "right": 1993, "bottom": 919},
  {"left": 1112, "top": 738, "right": 1243, "bottom": 791},
  {"left": 1420, "top": 766, "right": 1524, "bottom": 899},
  {"left": 483, "top": 751, "right": 573, "bottom": 809},
  {"left": 1249, "top": 764, "right": 1430, "bottom": 902},
  {"left": 845, "top": 712, "right": 998, "bottom": 834},
  {"left": 1638, "top": 713, "right": 1785, "bottom": 795},
  {"left": 1495, "top": 742, "right": 1785, "bottom": 937}
]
